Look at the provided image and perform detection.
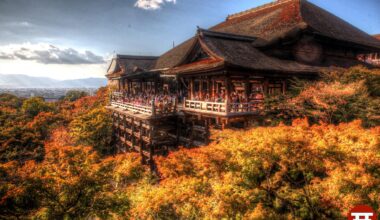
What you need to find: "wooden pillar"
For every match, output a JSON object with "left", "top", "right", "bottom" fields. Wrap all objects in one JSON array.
[
  {"left": 225, "top": 75, "right": 231, "bottom": 102},
  {"left": 216, "top": 81, "right": 219, "bottom": 96},
  {"left": 190, "top": 78, "right": 194, "bottom": 100},
  {"left": 190, "top": 120, "right": 195, "bottom": 146},
  {"left": 154, "top": 79, "right": 158, "bottom": 94},
  {"left": 176, "top": 117, "right": 180, "bottom": 147},
  {"left": 282, "top": 80, "right": 286, "bottom": 95},
  {"left": 205, "top": 118, "right": 210, "bottom": 144},
  {"left": 244, "top": 77, "right": 250, "bottom": 100},
  {"left": 211, "top": 78, "right": 215, "bottom": 98},
  {"left": 149, "top": 125, "right": 155, "bottom": 170},
  {"left": 139, "top": 121, "right": 145, "bottom": 164},
  {"left": 199, "top": 79, "right": 203, "bottom": 99},
  {"left": 131, "top": 117, "right": 135, "bottom": 149},
  {"left": 263, "top": 79, "right": 269, "bottom": 95}
]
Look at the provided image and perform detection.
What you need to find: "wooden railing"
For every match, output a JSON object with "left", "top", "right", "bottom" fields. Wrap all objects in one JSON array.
[
  {"left": 110, "top": 92, "right": 262, "bottom": 116},
  {"left": 110, "top": 92, "right": 176, "bottom": 117},
  {"left": 111, "top": 100, "right": 154, "bottom": 115},
  {"left": 183, "top": 99, "right": 262, "bottom": 115},
  {"left": 184, "top": 99, "right": 227, "bottom": 113}
]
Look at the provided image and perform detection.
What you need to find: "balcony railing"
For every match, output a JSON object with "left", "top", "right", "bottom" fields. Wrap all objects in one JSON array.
[
  {"left": 111, "top": 100, "right": 155, "bottom": 115},
  {"left": 183, "top": 99, "right": 262, "bottom": 116},
  {"left": 110, "top": 92, "right": 262, "bottom": 117},
  {"left": 110, "top": 92, "right": 177, "bottom": 117}
]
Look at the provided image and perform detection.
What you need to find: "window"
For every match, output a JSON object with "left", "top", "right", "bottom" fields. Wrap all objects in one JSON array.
[{"left": 268, "top": 81, "right": 283, "bottom": 95}]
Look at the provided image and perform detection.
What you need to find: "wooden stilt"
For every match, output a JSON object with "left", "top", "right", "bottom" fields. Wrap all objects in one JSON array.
[{"left": 190, "top": 78, "right": 195, "bottom": 100}]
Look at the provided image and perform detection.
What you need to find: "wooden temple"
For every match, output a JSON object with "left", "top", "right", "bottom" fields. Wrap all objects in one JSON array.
[
  {"left": 359, "top": 34, "right": 380, "bottom": 67},
  {"left": 106, "top": 0, "right": 380, "bottom": 165}
]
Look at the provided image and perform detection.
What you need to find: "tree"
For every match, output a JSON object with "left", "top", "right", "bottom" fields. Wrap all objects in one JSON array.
[
  {"left": 0, "top": 145, "right": 130, "bottom": 219},
  {"left": 69, "top": 107, "right": 113, "bottom": 155},
  {"left": 62, "top": 90, "right": 88, "bottom": 102},
  {"left": 264, "top": 66, "right": 380, "bottom": 127},
  {"left": 0, "top": 125, "right": 44, "bottom": 162},
  {"left": 0, "top": 93, "right": 23, "bottom": 109},
  {"left": 22, "top": 97, "right": 53, "bottom": 118}
]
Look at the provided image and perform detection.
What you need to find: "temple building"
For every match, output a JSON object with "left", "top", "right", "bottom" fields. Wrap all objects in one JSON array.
[
  {"left": 106, "top": 0, "right": 380, "bottom": 165},
  {"left": 359, "top": 34, "right": 380, "bottom": 66}
]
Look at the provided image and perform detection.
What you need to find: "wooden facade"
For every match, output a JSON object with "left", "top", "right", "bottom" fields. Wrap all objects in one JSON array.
[
  {"left": 106, "top": 0, "right": 380, "bottom": 165},
  {"left": 359, "top": 35, "right": 380, "bottom": 67}
]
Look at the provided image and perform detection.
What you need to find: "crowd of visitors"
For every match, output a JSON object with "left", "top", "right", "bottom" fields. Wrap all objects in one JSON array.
[
  {"left": 111, "top": 90, "right": 264, "bottom": 113},
  {"left": 190, "top": 91, "right": 264, "bottom": 103},
  {"left": 112, "top": 91, "right": 177, "bottom": 113},
  {"left": 187, "top": 91, "right": 264, "bottom": 112}
]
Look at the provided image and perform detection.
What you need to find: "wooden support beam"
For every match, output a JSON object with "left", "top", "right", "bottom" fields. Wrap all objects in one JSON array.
[
  {"left": 154, "top": 79, "right": 158, "bottom": 94},
  {"left": 244, "top": 77, "right": 250, "bottom": 100},
  {"left": 190, "top": 78, "right": 195, "bottom": 100},
  {"left": 211, "top": 78, "right": 215, "bottom": 99},
  {"left": 263, "top": 79, "right": 269, "bottom": 95},
  {"left": 225, "top": 75, "right": 231, "bottom": 102},
  {"left": 199, "top": 79, "right": 203, "bottom": 100},
  {"left": 282, "top": 80, "right": 287, "bottom": 95},
  {"left": 131, "top": 117, "right": 135, "bottom": 149},
  {"left": 139, "top": 120, "right": 145, "bottom": 164}
]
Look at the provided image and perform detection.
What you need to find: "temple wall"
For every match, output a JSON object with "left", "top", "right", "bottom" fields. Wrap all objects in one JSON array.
[{"left": 107, "top": 79, "right": 119, "bottom": 89}]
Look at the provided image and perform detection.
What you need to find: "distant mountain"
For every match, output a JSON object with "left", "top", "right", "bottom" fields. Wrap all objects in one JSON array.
[{"left": 0, "top": 74, "right": 107, "bottom": 88}]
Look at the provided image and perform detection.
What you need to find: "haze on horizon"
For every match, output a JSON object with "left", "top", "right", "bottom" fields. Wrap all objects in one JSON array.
[{"left": 0, "top": 0, "right": 379, "bottom": 80}]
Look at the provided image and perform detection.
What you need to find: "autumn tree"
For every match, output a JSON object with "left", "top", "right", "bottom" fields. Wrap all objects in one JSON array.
[
  {"left": 69, "top": 107, "right": 113, "bottom": 155},
  {"left": 129, "top": 120, "right": 380, "bottom": 219},
  {"left": 264, "top": 66, "right": 380, "bottom": 127},
  {"left": 0, "top": 146, "right": 131, "bottom": 219},
  {"left": 62, "top": 90, "right": 89, "bottom": 102},
  {"left": 0, "top": 93, "right": 23, "bottom": 109},
  {"left": 22, "top": 97, "right": 54, "bottom": 118}
]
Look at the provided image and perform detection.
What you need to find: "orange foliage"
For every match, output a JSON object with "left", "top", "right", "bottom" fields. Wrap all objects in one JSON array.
[{"left": 129, "top": 120, "right": 380, "bottom": 219}]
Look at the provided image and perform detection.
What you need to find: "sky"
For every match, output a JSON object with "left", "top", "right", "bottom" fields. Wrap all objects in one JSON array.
[{"left": 0, "top": 0, "right": 379, "bottom": 80}]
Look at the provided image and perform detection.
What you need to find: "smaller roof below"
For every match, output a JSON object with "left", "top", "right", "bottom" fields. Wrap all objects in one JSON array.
[
  {"left": 106, "top": 54, "right": 158, "bottom": 79},
  {"left": 374, "top": 34, "right": 380, "bottom": 41}
]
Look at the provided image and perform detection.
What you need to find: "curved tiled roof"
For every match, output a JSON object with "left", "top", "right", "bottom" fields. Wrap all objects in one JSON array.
[
  {"left": 155, "top": 0, "right": 380, "bottom": 71},
  {"left": 106, "top": 55, "right": 158, "bottom": 79},
  {"left": 183, "top": 29, "right": 321, "bottom": 74}
]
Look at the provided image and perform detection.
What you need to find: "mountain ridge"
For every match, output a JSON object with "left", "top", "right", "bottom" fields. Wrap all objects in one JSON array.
[{"left": 0, "top": 74, "right": 107, "bottom": 88}]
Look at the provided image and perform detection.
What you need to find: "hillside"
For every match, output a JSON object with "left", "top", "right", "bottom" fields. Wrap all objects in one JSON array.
[
  {"left": 0, "top": 66, "right": 379, "bottom": 219},
  {"left": 0, "top": 74, "right": 107, "bottom": 88}
]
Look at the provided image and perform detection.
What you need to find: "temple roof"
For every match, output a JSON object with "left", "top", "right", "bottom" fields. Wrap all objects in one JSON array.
[
  {"left": 106, "top": 55, "right": 158, "bottom": 79},
  {"left": 155, "top": 0, "right": 380, "bottom": 70},
  {"left": 167, "top": 29, "right": 322, "bottom": 75},
  {"left": 213, "top": 0, "right": 380, "bottom": 49}
]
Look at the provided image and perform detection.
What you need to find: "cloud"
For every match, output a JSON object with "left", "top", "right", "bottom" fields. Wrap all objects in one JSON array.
[
  {"left": 0, "top": 43, "right": 105, "bottom": 64},
  {"left": 134, "top": 0, "right": 176, "bottom": 10}
]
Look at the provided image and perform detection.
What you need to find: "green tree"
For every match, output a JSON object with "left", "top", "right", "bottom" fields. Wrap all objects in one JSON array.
[
  {"left": 63, "top": 90, "right": 89, "bottom": 102},
  {"left": 69, "top": 108, "right": 113, "bottom": 155},
  {"left": 22, "top": 97, "right": 53, "bottom": 118}
]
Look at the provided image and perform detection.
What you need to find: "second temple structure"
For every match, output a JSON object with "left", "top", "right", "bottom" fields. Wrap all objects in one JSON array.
[{"left": 105, "top": 0, "right": 380, "bottom": 165}]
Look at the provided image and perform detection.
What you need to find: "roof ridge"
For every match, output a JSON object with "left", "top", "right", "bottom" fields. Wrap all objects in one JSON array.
[
  {"left": 227, "top": 0, "right": 297, "bottom": 21},
  {"left": 198, "top": 28, "right": 257, "bottom": 42},
  {"left": 116, "top": 54, "right": 159, "bottom": 60}
]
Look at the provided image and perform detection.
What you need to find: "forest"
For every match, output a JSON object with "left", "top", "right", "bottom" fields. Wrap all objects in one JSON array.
[{"left": 0, "top": 66, "right": 379, "bottom": 219}]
